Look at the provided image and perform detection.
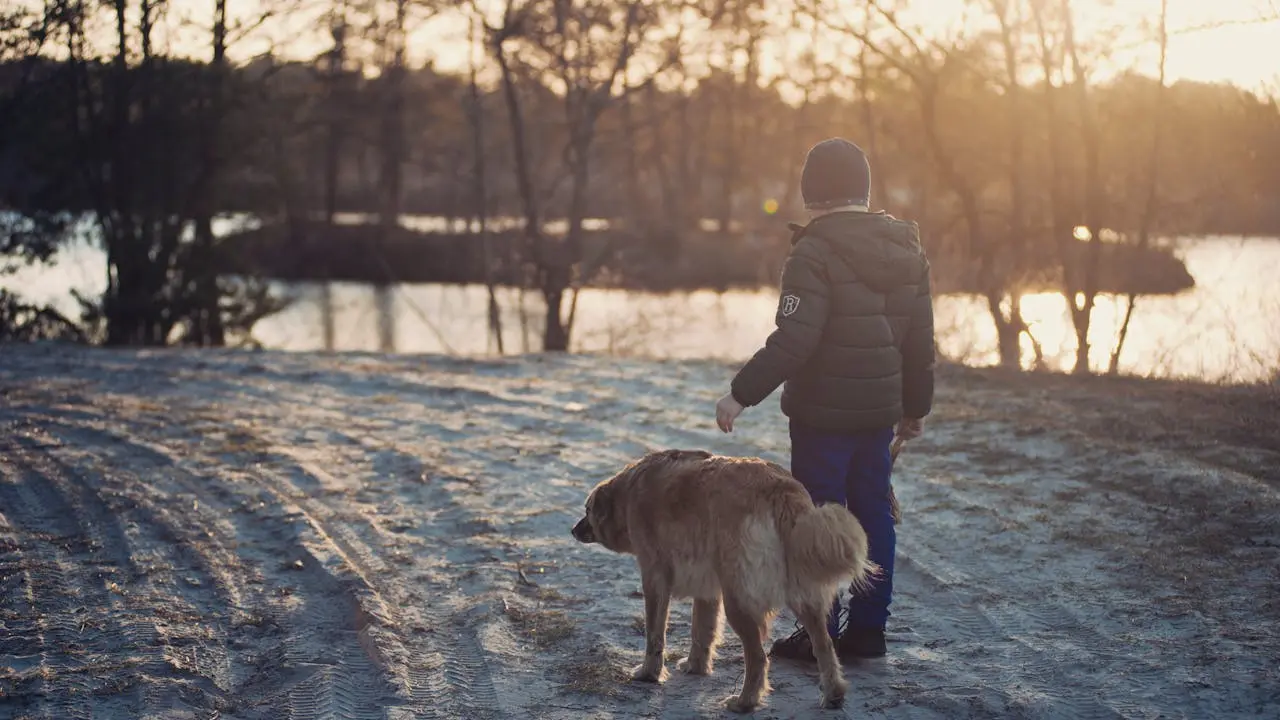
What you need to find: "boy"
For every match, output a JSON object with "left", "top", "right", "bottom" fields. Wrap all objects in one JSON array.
[{"left": 714, "top": 137, "right": 934, "bottom": 660}]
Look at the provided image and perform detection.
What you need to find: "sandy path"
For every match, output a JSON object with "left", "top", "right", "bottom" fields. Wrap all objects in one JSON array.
[{"left": 1, "top": 344, "right": 1276, "bottom": 719}]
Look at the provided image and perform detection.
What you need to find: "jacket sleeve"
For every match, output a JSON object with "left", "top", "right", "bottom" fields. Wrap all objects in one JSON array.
[
  {"left": 730, "top": 242, "right": 830, "bottom": 407},
  {"left": 901, "top": 260, "right": 935, "bottom": 419}
]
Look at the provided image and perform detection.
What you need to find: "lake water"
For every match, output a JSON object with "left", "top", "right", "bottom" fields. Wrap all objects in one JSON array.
[{"left": 6, "top": 234, "right": 1279, "bottom": 383}]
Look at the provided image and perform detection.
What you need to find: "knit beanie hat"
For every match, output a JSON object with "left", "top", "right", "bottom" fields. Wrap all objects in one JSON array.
[{"left": 800, "top": 138, "right": 872, "bottom": 210}]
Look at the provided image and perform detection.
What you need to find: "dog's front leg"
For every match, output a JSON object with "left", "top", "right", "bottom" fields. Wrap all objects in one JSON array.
[{"left": 631, "top": 574, "right": 671, "bottom": 684}]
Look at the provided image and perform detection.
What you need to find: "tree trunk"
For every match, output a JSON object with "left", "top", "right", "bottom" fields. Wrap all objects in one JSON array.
[
  {"left": 1110, "top": 0, "right": 1168, "bottom": 376},
  {"left": 320, "top": 15, "right": 346, "bottom": 352},
  {"left": 374, "top": 0, "right": 407, "bottom": 354},
  {"left": 469, "top": 17, "right": 503, "bottom": 355},
  {"left": 188, "top": 0, "right": 227, "bottom": 347},
  {"left": 987, "top": 292, "right": 1022, "bottom": 368},
  {"left": 494, "top": 32, "right": 550, "bottom": 350},
  {"left": 518, "top": 286, "right": 531, "bottom": 353},
  {"left": 1032, "top": 1, "right": 1083, "bottom": 373},
  {"left": 546, "top": 127, "right": 591, "bottom": 353},
  {"left": 994, "top": 0, "right": 1032, "bottom": 364},
  {"left": 101, "top": 0, "right": 176, "bottom": 347},
  {"left": 1108, "top": 294, "right": 1138, "bottom": 375},
  {"left": 1062, "top": 0, "right": 1103, "bottom": 375},
  {"left": 542, "top": 284, "right": 569, "bottom": 352},
  {"left": 103, "top": 0, "right": 134, "bottom": 346}
]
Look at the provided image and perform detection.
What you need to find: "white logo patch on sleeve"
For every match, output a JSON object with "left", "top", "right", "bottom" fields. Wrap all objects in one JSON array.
[{"left": 781, "top": 294, "right": 801, "bottom": 317}]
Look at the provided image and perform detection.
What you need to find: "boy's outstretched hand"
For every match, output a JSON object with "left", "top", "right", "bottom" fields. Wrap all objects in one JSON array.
[
  {"left": 896, "top": 417, "right": 925, "bottom": 442},
  {"left": 715, "top": 393, "right": 745, "bottom": 433}
]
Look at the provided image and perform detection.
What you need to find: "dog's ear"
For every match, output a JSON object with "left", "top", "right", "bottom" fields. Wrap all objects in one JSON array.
[{"left": 588, "top": 481, "right": 614, "bottom": 526}]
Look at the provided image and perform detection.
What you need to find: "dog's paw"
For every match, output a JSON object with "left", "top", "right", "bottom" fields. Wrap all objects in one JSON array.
[
  {"left": 724, "top": 695, "right": 760, "bottom": 714},
  {"left": 820, "top": 676, "right": 848, "bottom": 709},
  {"left": 677, "top": 656, "right": 711, "bottom": 676},
  {"left": 820, "top": 688, "right": 847, "bottom": 709},
  {"left": 630, "top": 664, "right": 668, "bottom": 684}
]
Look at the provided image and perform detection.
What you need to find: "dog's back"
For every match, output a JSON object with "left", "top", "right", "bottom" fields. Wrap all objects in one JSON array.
[{"left": 619, "top": 451, "right": 874, "bottom": 615}]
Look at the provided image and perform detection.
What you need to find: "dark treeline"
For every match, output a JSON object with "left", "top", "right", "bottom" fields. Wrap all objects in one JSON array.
[
  {"left": 2, "top": 0, "right": 1278, "bottom": 369},
  {"left": 5, "top": 58, "right": 1278, "bottom": 227}
]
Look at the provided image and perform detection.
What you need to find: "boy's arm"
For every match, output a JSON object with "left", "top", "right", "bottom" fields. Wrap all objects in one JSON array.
[
  {"left": 729, "top": 243, "right": 830, "bottom": 408},
  {"left": 901, "top": 261, "right": 935, "bottom": 420}
]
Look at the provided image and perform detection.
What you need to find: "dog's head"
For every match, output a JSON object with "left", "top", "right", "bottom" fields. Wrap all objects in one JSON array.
[
  {"left": 571, "top": 450, "right": 713, "bottom": 553},
  {"left": 571, "top": 476, "right": 629, "bottom": 553}
]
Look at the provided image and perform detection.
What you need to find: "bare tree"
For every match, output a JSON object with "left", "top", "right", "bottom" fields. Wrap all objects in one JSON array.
[
  {"left": 320, "top": 6, "right": 349, "bottom": 351},
  {"left": 826, "top": 0, "right": 1028, "bottom": 368},
  {"left": 1059, "top": 0, "right": 1105, "bottom": 375},
  {"left": 486, "top": 0, "right": 544, "bottom": 352},
  {"left": 1109, "top": 0, "right": 1169, "bottom": 375},
  {"left": 88, "top": 0, "right": 195, "bottom": 345},
  {"left": 468, "top": 12, "right": 504, "bottom": 354},
  {"left": 483, "top": 0, "right": 674, "bottom": 351},
  {"left": 186, "top": 0, "right": 229, "bottom": 346},
  {"left": 989, "top": 0, "right": 1044, "bottom": 366},
  {"left": 373, "top": 0, "right": 411, "bottom": 353}
]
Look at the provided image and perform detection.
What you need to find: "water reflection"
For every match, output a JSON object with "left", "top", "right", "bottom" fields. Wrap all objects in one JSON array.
[{"left": 8, "top": 235, "right": 1278, "bottom": 383}]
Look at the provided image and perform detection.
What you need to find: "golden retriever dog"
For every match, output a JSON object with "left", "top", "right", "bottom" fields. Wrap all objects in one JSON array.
[{"left": 571, "top": 449, "right": 876, "bottom": 713}]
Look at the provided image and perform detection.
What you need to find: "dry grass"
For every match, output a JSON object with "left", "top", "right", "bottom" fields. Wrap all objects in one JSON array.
[
  {"left": 937, "top": 363, "right": 1280, "bottom": 484},
  {"left": 215, "top": 429, "right": 273, "bottom": 456},
  {"left": 502, "top": 597, "right": 574, "bottom": 647},
  {"left": 559, "top": 646, "right": 632, "bottom": 697}
]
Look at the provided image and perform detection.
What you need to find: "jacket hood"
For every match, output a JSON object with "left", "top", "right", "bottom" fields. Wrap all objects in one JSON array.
[{"left": 799, "top": 211, "right": 927, "bottom": 294}]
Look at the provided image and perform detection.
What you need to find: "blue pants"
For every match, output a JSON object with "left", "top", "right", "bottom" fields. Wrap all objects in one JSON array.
[{"left": 789, "top": 421, "right": 896, "bottom": 637}]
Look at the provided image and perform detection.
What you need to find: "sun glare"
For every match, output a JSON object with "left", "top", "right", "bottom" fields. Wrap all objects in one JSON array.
[
  {"left": 401, "top": 0, "right": 1278, "bottom": 96},
  {"left": 1018, "top": 292, "right": 1073, "bottom": 360}
]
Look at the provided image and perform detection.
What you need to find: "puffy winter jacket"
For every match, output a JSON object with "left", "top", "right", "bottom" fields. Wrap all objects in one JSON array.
[{"left": 730, "top": 210, "right": 935, "bottom": 431}]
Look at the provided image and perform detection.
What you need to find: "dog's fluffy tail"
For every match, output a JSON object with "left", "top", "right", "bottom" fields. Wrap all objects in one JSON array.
[{"left": 783, "top": 503, "right": 878, "bottom": 592}]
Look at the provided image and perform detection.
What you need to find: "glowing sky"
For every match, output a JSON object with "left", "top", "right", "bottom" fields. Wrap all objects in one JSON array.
[{"left": 16, "top": 0, "right": 1280, "bottom": 94}]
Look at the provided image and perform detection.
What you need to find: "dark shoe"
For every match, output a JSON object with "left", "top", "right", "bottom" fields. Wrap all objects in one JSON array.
[
  {"left": 837, "top": 626, "right": 887, "bottom": 659},
  {"left": 768, "top": 625, "right": 818, "bottom": 662}
]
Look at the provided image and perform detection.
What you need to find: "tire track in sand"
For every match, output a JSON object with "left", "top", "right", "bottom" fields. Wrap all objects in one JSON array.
[
  {"left": 891, "top": 457, "right": 1141, "bottom": 719},
  {"left": 208, "top": 373, "right": 512, "bottom": 719},
  {"left": 6, "top": 398, "right": 400, "bottom": 720},
  {"left": 160, "top": 418, "right": 443, "bottom": 720},
  {"left": 87, "top": 421, "right": 399, "bottom": 720},
  {"left": 33, "top": 418, "right": 258, "bottom": 701},
  {"left": 257, "top": 435, "right": 504, "bottom": 720},
  {"left": 0, "top": 466, "right": 97, "bottom": 720},
  {"left": 0, "top": 430, "right": 162, "bottom": 720},
  {"left": 40, "top": 366, "right": 505, "bottom": 719}
]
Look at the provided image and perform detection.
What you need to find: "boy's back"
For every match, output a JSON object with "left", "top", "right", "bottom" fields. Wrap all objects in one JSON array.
[{"left": 729, "top": 209, "right": 934, "bottom": 431}]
